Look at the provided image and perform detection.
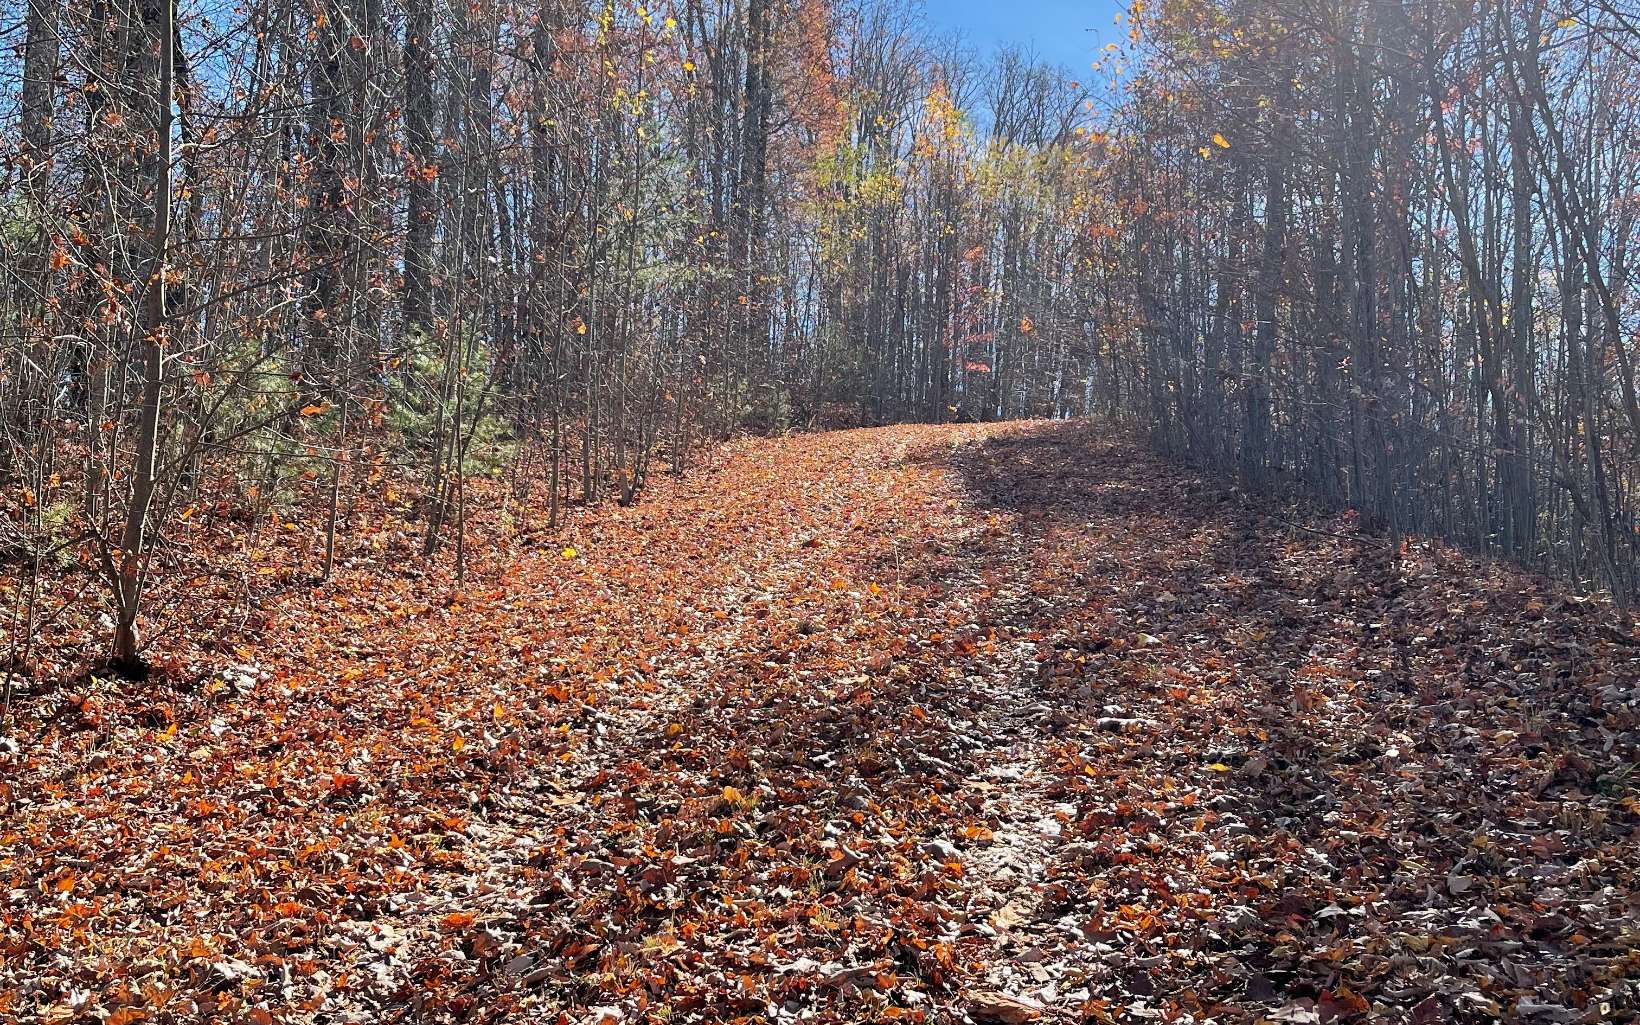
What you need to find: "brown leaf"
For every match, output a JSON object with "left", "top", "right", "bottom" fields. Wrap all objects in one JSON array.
[{"left": 967, "top": 991, "right": 1045, "bottom": 1024}]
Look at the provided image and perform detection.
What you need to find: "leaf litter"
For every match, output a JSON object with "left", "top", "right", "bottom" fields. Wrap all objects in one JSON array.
[{"left": 4, "top": 421, "right": 1639, "bottom": 1024}]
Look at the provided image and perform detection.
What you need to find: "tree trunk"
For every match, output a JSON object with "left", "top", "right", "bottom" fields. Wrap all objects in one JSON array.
[{"left": 112, "top": 0, "right": 175, "bottom": 674}]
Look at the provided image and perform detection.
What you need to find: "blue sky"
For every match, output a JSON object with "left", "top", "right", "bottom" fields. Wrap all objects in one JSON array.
[{"left": 924, "top": 0, "right": 1127, "bottom": 77}]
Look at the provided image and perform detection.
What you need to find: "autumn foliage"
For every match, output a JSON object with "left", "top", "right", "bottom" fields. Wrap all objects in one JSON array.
[{"left": 4, "top": 0, "right": 1640, "bottom": 1021}]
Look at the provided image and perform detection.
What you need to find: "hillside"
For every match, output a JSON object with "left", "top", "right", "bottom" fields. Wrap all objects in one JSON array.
[{"left": 6, "top": 422, "right": 1638, "bottom": 1024}]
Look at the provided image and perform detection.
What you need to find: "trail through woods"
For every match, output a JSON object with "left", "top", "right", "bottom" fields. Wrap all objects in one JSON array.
[{"left": 8, "top": 422, "right": 1640, "bottom": 1024}]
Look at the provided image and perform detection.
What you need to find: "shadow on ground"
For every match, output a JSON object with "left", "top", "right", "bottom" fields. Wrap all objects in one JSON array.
[{"left": 936, "top": 420, "right": 1640, "bottom": 1023}]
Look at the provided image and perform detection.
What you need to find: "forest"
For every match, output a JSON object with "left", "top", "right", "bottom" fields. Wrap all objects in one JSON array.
[{"left": 2, "top": 0, "right": 1640, "bottom": 1022}]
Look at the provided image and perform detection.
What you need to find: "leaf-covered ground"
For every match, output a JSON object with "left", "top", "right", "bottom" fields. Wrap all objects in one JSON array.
[{"left": 5, "top": 422, "right": 1640, "bottom": 1024}]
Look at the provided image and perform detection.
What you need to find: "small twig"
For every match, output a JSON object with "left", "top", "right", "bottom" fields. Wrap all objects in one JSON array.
[{"left": 1269, "top": 514, "right": 1393, "bottom": 548}]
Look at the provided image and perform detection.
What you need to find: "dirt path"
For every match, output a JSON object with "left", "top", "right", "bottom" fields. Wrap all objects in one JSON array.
[
  {"left": 318, "top": 422, "right": 1055, "bottom": 1021},
  {"left": 335, "top": 422, "right": 1095, "bottom": 1023}
]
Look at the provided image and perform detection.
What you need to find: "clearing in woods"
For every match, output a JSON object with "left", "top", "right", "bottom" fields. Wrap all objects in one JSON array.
[{"left": 7, "top": 421, "right": 1639, "bottom": 1024}]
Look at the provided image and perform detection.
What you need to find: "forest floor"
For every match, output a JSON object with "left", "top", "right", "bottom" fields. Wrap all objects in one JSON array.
[{"left": 6, "top": 421, "right": 1640, "bottom": 1025}]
